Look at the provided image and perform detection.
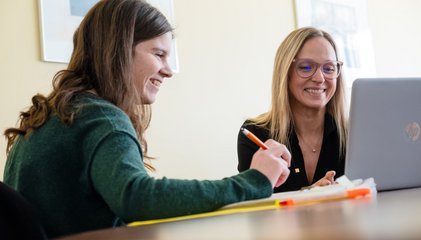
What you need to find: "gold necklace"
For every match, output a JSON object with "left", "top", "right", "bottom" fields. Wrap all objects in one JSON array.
[{"left": 297, "top": 135, "right": 321, "bottom": 154}]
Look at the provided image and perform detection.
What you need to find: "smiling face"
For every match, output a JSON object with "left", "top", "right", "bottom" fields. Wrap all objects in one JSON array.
[
  {"left": 289, "top": 36, "right": 338, "bottom": 111},
  {"left": 132, "top": 32, "right": 173, "bottom": 104}
]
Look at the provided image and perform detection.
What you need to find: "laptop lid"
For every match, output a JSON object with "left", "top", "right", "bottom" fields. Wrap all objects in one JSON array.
[{"left": 345, "top": 78, "right": 421, "bottom": 191}]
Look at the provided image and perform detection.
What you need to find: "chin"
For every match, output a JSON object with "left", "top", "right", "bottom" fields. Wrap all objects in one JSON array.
[{"left": 143, "top": 96, "right": 157, "bottom": 104}]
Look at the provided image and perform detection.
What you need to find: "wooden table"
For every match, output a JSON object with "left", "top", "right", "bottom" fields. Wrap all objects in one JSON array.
[{"left": 57, "top": 188, "right": 421, "bottom": 240}]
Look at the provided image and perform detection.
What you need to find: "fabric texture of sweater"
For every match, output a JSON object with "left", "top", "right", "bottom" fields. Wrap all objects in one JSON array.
[{"left": 4, "top": 93, "right": 272, "bottom": 238}]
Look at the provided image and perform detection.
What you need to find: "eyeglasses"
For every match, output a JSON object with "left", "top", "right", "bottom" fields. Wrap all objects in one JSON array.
[{"left": 292, "top": 59, "right": 343, "bottom": 79}]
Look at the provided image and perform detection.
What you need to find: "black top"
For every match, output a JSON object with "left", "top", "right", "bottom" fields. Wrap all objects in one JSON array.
[{"left": 237, "top": 114, "right": 345, "bottom": 193}]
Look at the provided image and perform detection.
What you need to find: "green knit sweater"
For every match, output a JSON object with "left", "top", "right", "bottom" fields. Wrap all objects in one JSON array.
[{"left": 3, "top": 93, "right": 272, "bottom": 238}]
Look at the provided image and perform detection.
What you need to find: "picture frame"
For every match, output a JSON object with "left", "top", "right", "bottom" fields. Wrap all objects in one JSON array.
[
  {"left": 38, "top": 0, "right": 179, "bottom": 72},
  {"left": 294, "top": 0, "right": 376, "bottom": 87}
]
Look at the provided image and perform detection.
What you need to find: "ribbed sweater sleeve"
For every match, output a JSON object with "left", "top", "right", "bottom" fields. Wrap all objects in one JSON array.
[{"left": 91, "top": 131, "right": 272, "bottom": 222}]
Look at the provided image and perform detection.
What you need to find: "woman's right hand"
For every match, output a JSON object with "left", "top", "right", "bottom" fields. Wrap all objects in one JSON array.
[{"left": 250, "top": 139, "right": 291, "bottom": 188}]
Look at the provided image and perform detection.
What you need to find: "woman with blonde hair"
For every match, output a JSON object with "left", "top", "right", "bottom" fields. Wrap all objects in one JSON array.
[{"left": 237, "top": 27, "right": 348, "bottom": 192}]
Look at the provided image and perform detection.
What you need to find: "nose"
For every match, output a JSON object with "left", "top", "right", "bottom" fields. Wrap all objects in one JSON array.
[
  {"left": 311, "top": 66, "right": 325, "bottom": 83},
  {"left": 160, "top": 61, "right": 173, "bottom": 78}
]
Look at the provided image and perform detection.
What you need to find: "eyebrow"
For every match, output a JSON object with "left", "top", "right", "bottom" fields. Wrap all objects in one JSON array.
[
  {"left": 296, "top": 58, "right": 337, "bottom": 62},
  {"left": 151, "top": 47, "right": 169, "bottom": 55}
]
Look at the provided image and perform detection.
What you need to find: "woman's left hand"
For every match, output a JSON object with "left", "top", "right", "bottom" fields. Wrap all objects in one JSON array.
[{"left": 312, "top": 170, "right": 336, "bottom": 187}]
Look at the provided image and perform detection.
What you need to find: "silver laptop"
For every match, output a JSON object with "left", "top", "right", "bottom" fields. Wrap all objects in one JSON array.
[{"left": 345, "top": 78, "right": 421, "bottom": 191}]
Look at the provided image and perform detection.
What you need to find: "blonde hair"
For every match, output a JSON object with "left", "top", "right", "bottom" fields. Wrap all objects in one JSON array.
[{"left": 250, "top": 27, "right": 348, "bottom": 156}]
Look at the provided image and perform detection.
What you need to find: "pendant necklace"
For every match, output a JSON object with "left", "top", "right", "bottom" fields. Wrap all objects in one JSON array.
[{"left": 297, "top": 134, "right": 320, "bottom": 154}]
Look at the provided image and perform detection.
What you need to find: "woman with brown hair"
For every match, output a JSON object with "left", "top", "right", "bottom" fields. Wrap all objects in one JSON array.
[{"left": 3, "top": 0, "right": 290, "bottom": 237}]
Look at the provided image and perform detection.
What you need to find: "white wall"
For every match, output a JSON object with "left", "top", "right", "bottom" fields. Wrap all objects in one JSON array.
[
  {"left": 1, "top": 0, "right": 421, "bottom": 181},
  {"left": 147, "top": 0, "right": 294, "bottom": 179},
  {"left": 367, "top": 0, "right": 421, "bottom": 77}
]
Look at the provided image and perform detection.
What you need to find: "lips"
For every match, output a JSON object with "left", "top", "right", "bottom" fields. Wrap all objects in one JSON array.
[
  {"left": 305, "top": 88, "right": 325, "bottom": 94},
  {"left": 150, "top": 79, "right": 162, "bottom": 87}
]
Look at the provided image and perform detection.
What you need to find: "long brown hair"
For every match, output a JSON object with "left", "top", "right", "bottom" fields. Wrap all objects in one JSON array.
[
  {"left": 250, "top": 27, "right": 348, "bottom": 157},
  {"left": 4, "top": 0, "right": 173, "bottom": 170}
]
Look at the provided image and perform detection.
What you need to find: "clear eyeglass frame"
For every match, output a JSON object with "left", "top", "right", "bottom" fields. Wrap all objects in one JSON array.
[{"left": 292, "top": 58, "right": 343, "bottom": 79}]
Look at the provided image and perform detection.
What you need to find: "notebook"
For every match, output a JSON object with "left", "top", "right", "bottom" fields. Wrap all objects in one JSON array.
[{"left": 344, "top": 77, "right": 421, "bottom": 191}]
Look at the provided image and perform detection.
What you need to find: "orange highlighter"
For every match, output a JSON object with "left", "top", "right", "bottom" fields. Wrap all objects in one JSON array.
[
  {"left": 279, "top": 188, "right": 371, "bottom": 207},
  {"left": 241, "top": 128, "right": 268, "bottom": 150}
]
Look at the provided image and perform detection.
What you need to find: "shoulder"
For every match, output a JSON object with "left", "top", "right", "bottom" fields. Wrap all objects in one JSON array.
[
  {"left": 72, "top": 93, "right": 136, "bottom": 137},
  {"left": 239, "top": 120, "right": 270, "bottom": 141}
]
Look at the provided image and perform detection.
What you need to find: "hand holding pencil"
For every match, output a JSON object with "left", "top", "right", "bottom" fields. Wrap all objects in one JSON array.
[{"left": 241, "top": 128, "right": 291, "bottom": 188}]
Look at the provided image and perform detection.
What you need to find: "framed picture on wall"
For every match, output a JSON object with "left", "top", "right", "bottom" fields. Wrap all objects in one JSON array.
[
  {"left": 294, "top": 0, "right": 376, "bottom": 87},
  {"left": 38, "top": 0, "right": 179, "bottom": 72}
]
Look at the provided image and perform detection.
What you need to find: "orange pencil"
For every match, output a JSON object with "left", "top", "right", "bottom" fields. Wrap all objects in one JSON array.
[{"left": 241, "top": 128, "right": 268, "bottom": 150}]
